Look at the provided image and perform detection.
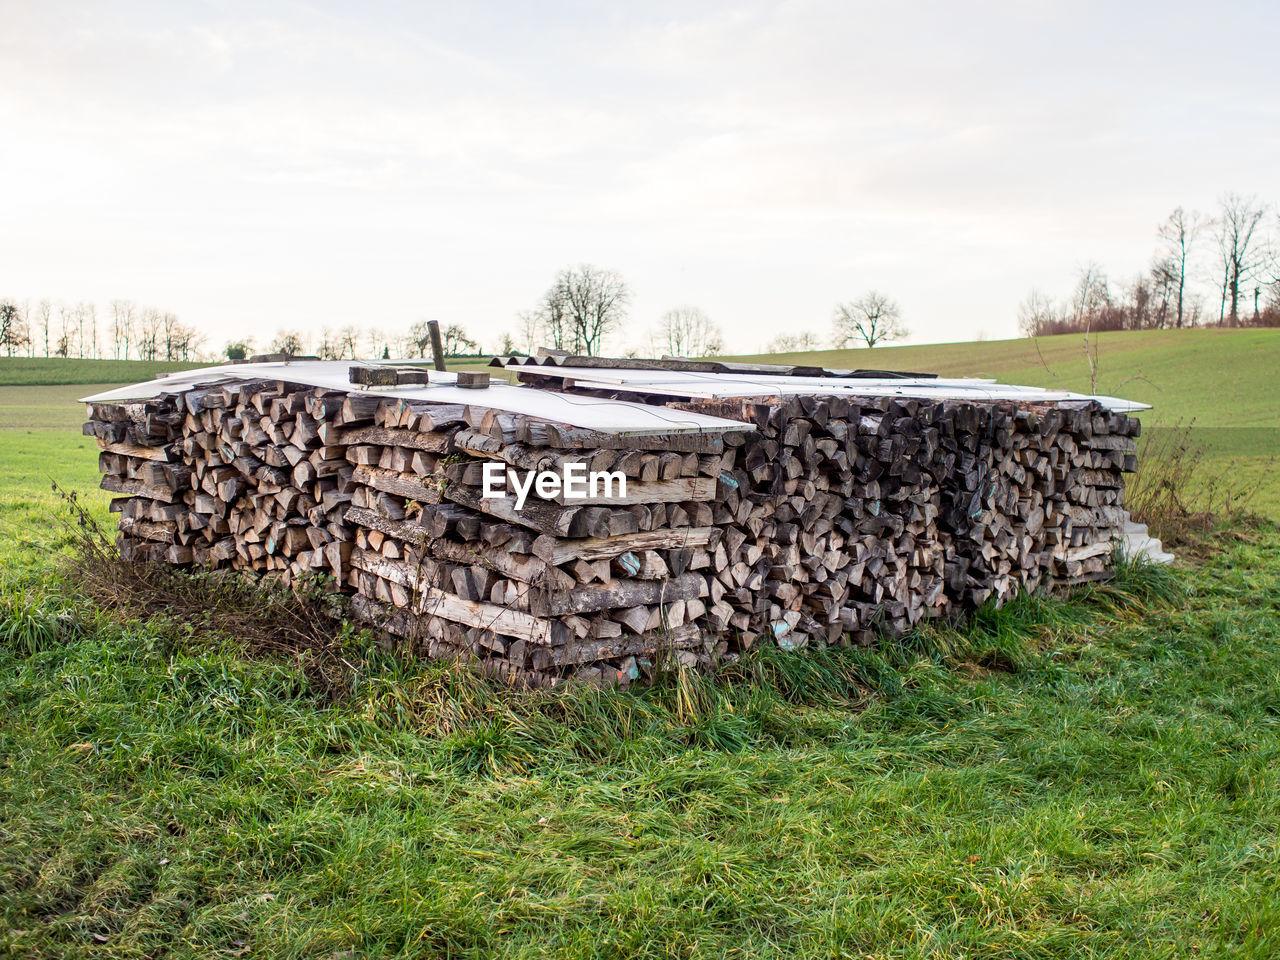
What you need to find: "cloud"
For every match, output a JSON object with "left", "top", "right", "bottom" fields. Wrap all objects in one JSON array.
[{"left": 0, "top": 0, "right": 1276, "bottom": 354}]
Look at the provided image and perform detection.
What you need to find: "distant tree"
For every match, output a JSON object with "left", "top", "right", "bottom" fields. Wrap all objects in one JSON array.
[
  {"left": 833, "top": 292, "right": 907, "bottom": 348},
  {"left": 540, "top": 289, "right": 571, "bottom": 352},
  {"left": 1067, "top": 264, "right": 1112, "bottom": 329},
  {"left": 364, "top": 327, "right": 389, "bottom": 360},
  {"left": 653, "top": 306, "right": 723, "bottom": 358},
  {"left": 441, "top": 323, "right": 477, "bottom": 356},
  {"left": 315, "top": 328, "right": 336, "bottom": 360},
  {"left": 225, "top": 340, "right": 250, "bottom": 361},
  {"left": 1017, "top": 290, "right": 1057, "bottom": 337},
  {"left": 381, "top": 344, "right": 390, "bottom": 359},
  {"left": 764, "top": 330, "right": 825, "bottom": 353},
  {"left": 337, "top": 325, "right": 361, "bottom": 359},
  {"left": 406, "top": 321, "right": 433, "bottom": 358},
  {"left": 514, "top": 310, "right": 542, "bottom": 354},
  {"left": 1154, "top": 207, "right": 1204, "bottom": 329},
  {"left": 159, "top": 312, "right": 202, "bottom": 360},
  {"left": 0, "top": 301, "right": 29, "bottom": 357},
  {"left": 36, "top": 299, "right": 51, "bottom": 357},
  {"left": 536, "top": 265, "right": 630, "bottom": 356},
  {"left": 270, "top": 330, "right": 306, "bottom": 357},
  {"left": 1215, "top": 193, "right": 1271, "bottom": 325},
  {"left": 136, "top": 307, "right": 162, "bottom": 361},
  {"left": 498, "top": 332, "right": 517, "bottom": 355},
  {"left": 57, "top": 303, "right": 78, "bottom": 358},
  {"left": 109, "top": 300, "right": 137, "bottom": 360}
]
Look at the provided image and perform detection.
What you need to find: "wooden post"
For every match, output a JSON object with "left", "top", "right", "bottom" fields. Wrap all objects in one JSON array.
[{"left": 427, "top": 320, "right": 446, "bottom": 372}]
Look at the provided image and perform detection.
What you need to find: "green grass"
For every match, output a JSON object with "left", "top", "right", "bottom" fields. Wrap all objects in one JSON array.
[
  {"left": 2, "top": 348, "right": 1280, "bottom": 955},
  {"left": 0, "top": 385, "right": 108, "bottom": 575},
  {"left": 0, "top": 358, "right": 206, "bottom": 386},
  {"left": 2, "top": 498, "right": 1279, "bottom": 955}
]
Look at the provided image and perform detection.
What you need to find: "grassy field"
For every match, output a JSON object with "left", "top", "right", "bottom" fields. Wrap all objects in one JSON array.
[
  {"left": 3, "top": 480, "right": 1280, "bottom": 955},
  {"left": 0, "top": 358, "right": 206, "bottom": 386},
  {"left": 2, "top": 331, "right": 1279, "bottom": 956}
]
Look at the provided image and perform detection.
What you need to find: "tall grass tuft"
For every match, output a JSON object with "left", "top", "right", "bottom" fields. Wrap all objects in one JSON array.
[
  {"left": 1127, "top": 419, "right": 1268, "bottom": 545},
  {"left": 48, "top": 480, "right": 373, "bottom": 696},
  {"left": 1097, "top": 546, "right": 1185, "bottom": 612},
  {"left": 0, "top": 589, "right": 81, "bottom": 656}
]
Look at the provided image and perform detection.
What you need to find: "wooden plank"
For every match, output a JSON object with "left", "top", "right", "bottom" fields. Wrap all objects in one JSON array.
[
  {"left": 100, "top": 474, "right": 181, "bottom": 503},
  {"left": 442, "top": 482, "right": 580, "bottom": 537},
  {"left": 532, "top": 526, "right": 721, "bottom": 564},
  {"left": 97, "top": 439, "right": 174, "bottom": 462},
  {"left": 351, "top": 465, "right": 442, "bottom": 503},
  {"left": 118, "top": 515, "right": 176, "bottom": 543},
  {"left": 541, "top": 424, "right": 727, "bottom": 453},
  {"left": 351, "top": 550, "right": 561, "bottom": 644},
  {"left": 536, "top": 572, "right": 707, "bottom": 617},
  {"left": 338, "top": 425, "right": 453, "bottom": 453}
]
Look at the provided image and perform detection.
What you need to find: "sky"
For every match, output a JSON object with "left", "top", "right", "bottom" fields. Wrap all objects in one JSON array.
[{"left": 2, "top": 0, "right": 1277, "bottom": 356}]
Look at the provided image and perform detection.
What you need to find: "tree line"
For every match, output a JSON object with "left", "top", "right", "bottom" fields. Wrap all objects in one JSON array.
[
  {"left": 0, "top": 299, "right": 205, "bottom": 361},
  {"left": 224, "top": 266, "right": 736, "bottom": 362},
  {"left": 1019, "top": 193, "right": 1280, "bottom": 337},
  {"left": 1, "top": 268, "right": 914, "bottom": 365},
  {"left": 510, "top": 264, "right": 907, "bottom": 358}
]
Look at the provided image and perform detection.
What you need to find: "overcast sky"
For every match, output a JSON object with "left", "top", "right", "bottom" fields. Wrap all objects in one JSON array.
[{"left": 2, "top": 0, "right": 1277, "bottom": 355}]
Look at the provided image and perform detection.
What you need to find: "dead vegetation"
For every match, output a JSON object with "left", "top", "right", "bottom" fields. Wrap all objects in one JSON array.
[
  {"left": 1125, "top": 420, "right": 1270, "bottom": 548},
  {"left": 52, "top": 481, "right": 364, "bottom": 696}
]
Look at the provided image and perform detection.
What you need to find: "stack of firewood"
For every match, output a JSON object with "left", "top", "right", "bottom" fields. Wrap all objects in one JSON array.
[
  {"left": 86, "top": 370, "right": 1140, "bottom": 687},
  {"left": 341, "top": 399, "right": 737, "bottom": 685},
  {"left": 90, "top": 379, "right": 373, "bottom": 580}
]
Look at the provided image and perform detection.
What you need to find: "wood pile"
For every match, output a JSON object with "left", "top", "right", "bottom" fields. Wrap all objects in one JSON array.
[
  {"left": 86, "top": 370, "right": 1139, "bottom": 687},
  {"left": 533, "top": 384, "right": 1140, "bottom": 649},
  {"left": 87, "top": 379, "right": 369, "bottom": 577}
]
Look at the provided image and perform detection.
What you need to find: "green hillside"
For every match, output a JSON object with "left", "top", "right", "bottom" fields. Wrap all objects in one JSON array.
[
  {"left": 728, "top": 328, "right": 1278, "bottom": 429},
  {"left": 0, "top": 357, "right": 205, "bottom": 386}
]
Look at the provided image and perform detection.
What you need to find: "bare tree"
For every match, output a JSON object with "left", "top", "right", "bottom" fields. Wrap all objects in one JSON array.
[
  {"left": 57, "top": 303, "right": 78, "bottom": 357},
  {"left": 1154, "top": 207, "right": 1204, "bottom": 329},
  {"left": 364, "top": 327, "right": 390, "bottom": 360},
  {"left": 1017, "top": 290, "right": 1057, "bottom": 337},
  {"left": 514, "top": 310, "right": 542, "bottom": 354},
  {"left": 161, "top": 312, "right": 181, "bottom": 360},
  {"left": 162, "top": 316, "right": 204, "bottom": 360},
  {"left": 406, "top": 321, "right": 433, "bottom": 358},
  {"left": 540, "top": 287, "right": 571, "bottom": 351},
  {"left": 541, "top": 265, "right": 630, "bottom": 356},
  {"left": 315, "top": 328, "right": 336, "bottom": 360},
  {"left": 36, "top": 300, "right": 51, "bottom": 357},
  {"left": 270, "top": 330, "right": 307, "bottom": 357},
  {"left": 337, "top": 325, "right": 361, "bottom": 360},
  {"left": 833, "top": 292, "right": 907, "bottom": 348},
  {"left": 441, "top": 323, "right": 477, "bottom": 356},
  {"left": 764, "top": 330, "right": 825, "bottom": 353},
  {"left": 1215, "top": 193, "right": 1270, "bottom": 325},
  {"left": 653, "top": 306, "right": 723, "bottom": 358},
  {"left": 136, "top": 307, "right": 162, "bottom": 361},
  {"left": 1068, "top": 264, "right": 1113, "bottom": 393},
  {"left": 0, "top": 301, "right": 29, "bottom": 357},
  {"left": 110, "top": 300, "right": 136, "bottom": 359}
]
